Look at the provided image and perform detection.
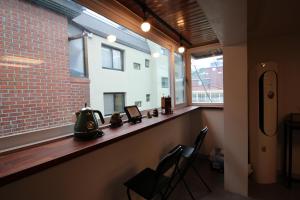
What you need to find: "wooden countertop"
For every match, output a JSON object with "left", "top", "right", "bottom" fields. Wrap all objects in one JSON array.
[{"left": 0, "top": 106, "right": 200, "bottom": 186}]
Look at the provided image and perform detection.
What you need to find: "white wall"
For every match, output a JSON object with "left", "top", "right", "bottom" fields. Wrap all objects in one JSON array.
[
  {"left": 200, "top": 109, "right": 224, "bottom": 155},
  {"left": 87, "top": 35, "right": 170, "bottom": 114},
  {"left": 223, "top": 44, "right": 248, "bottom": 196},
  {"left": 0, "top": 110, "right": 203, "bottom": 200}
]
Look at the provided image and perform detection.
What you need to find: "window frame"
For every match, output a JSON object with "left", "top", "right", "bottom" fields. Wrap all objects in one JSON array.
[
  {"left": 101, "top": 44, "right": 124, "bottom": 71},
  {"left": 186, "top": 43, "right": 223, "bottom": 108},
  {"left": 68, "top": 33, "right": 89, "bottom": 78},
  {"left": 161, "top": 77, "right": 169, "bottom": 88},
  {"left": 146, "top": 94, "right": 150, "bottom": 102},
  {"left": 174, "top": 52, "right": 186, "bottom": 106},
  {"left": 0, "top": 0, "right": 185, "bottom": 153},
  {"left": 133, "top": 62, "right": 141, "bottom": 70},
  {"left": 145, "top": 59, "right": 150, "bottom": 68},
  {"left": 103, "top": 92, "right": 126, "bottom": 116}
]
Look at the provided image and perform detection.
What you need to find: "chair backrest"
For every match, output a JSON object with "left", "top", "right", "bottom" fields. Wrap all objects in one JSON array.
[
  {"left": 193, "top": 126, "right": 208, "bottom": 155},
  {"left": 156, "top": 145, "right": 183, "bottom": 175}
]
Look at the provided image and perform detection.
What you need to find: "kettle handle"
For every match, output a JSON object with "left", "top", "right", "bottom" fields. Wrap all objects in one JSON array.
[{"left": 94, "top": 110, "right": 105, "bottom": 124}]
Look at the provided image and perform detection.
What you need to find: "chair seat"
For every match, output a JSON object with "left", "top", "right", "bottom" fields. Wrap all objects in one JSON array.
[{"left": 124, "top": 168, "right": 170, "bottom": 199}]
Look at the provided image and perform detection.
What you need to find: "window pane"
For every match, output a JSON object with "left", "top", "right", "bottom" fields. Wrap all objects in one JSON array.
[
  {"left": 0, "top": 0, "right": 171, "bottom": 143},
  {"left": 69, "top": 38, "right": 85, "bottom": 77},
  {"left": 161, "top": 77, "right": 169, "bottom": 88},
  {"left": 133, "top": 63, "right": 141, "bottom": 70},
  {"left": 112, "top": 49, "right": 122, "bottom": 70},
  {"left": 146, "top": 94, "right": 150, "bottom": 102},
  {"left": 145, "top": 59, "right": 150, "bottom": 68},
  {"left": 114, "top": 93, "right": 125, "bottom": 113},
  {"left": 102, "top": 46, "right": 112, "bottom": 68},
  {"left": 104, "top": 94, "right": 114, "bottom": 115},
  {"left": 175, "top": 53, "right": 185, "bottom": 104},
  {"left": 191, "top": 53, "right": 223, "bottom": 104}
]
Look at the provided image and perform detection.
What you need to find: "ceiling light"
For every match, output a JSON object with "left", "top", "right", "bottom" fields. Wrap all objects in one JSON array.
[
  {"left": 178, "top": 36, "right": 185, "bottom": 53},
  {"left": 141, "top": 21, "right": 151, "bottom": 32},
  {"left": 152, "top": 52, "right": 160, "bottom": 58},
  {"left": 107, "top": 34, "right": 116, "bottom": 43},
  {"left": 178, "top": 46, "right": 185, "bottom": 54}
]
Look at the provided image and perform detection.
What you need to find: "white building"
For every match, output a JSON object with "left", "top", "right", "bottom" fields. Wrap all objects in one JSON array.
[{"left": 69, "top": 11, "right": 171, "bottom": 115}]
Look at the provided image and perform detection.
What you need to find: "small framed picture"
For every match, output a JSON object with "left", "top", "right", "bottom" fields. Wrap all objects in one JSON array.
[{"left": 124, "top": 105, "right": 142, "bottom": 124}]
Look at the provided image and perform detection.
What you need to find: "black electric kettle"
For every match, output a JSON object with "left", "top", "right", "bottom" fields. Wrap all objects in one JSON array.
[{"left": 74, "top": 104, "right": 105, "bottom": 139}]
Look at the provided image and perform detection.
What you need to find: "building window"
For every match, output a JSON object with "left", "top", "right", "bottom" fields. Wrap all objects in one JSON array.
[
  {"left": 161, "top": 77, "right": 169, "bottom": 88},
  {"left": 191, "top": 50, "right": 223, "bottom": 104},
  {"left": 68, "top": 23, "right": 88, "bottom": 78},
  {"left": 160, "top": 47, "right": 169, "bottom": 56},
  {"left": 135, "top": 101, "right": 142, "bottom": 107},
  {"left": 102, "top": 45, "right": 124, "bottom": 71},
  {"left": 145, "top": 59, "right": 150, "bottom": 68},
  {"left": 146, "top": 94, "right": 150, "bottom": 102},
  {"left": 104, "top": 93, "right": 125, "bottom": 115},
  {"left": 174, "top": 53, "right": 185, "bottom": 104},
  {"left": 133, "top": 62, "right": 141, "bottom": 70}
]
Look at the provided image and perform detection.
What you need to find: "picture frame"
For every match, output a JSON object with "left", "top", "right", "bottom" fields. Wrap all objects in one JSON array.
[{"left": 124, "top": 105, "right": 142, "bottom": 124}]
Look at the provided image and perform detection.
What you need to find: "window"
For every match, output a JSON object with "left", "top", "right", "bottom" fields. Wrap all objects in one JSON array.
[
  {"left": 102, "top": 45, "right": 123, "bottom": 70},
  {"left": 160, "top": 47, "right": 169, "bottom": 56},
  {"left": 68, "top": 23, "right": 87, "bottom": 77},
  {"left": 133, "top": 62, "right": 141, "bottom": 70},
  {"left": 134, "top": 101, "right": 142, "bottom": 107},
  {"left": 104, "top": 93, "right": 125, "bottom": 115},
  {"left": 191, "top": 50, "right": 223, "bottom": 104},
  {"left": 174, "top": 53, "right": 185, "bottom": 104},
  {"left": 161, "top": 77, "right": 169, "bottom": 88},
  {"left": 145, "top": 59, "right": 150, "bottom": 68},
  {"left": 0, "top": 0, "right": 171, "bottom": 151},
  {"left": 146, "top": 94, "right": 150, "bottom": 102}
]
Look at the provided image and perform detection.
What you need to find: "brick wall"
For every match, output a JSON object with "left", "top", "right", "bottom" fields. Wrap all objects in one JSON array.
[{"left": 0, "top": 0, "right": 90, "bottom": 136}]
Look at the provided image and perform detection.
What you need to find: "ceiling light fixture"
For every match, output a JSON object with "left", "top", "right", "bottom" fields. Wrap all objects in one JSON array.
[
  {"left": 178, "top": 36, "right": 185, "bottom": 53},
  {"left": 107, "top": 34, "right": 116, "bottom": 43},
  {"left": 133, "top": 0, "right": 192, "bottom": 46},
  {"left": 141, "top": 7, "right": 151, "bottom": 32}
]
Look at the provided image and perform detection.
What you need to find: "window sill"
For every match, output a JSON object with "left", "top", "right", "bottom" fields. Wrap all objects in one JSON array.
[
  {"left": 192, "top": 103, "right": 224, "bottom": 109},
  {"left": 0, "top": 106, "right": 200, "bottom": 186}
]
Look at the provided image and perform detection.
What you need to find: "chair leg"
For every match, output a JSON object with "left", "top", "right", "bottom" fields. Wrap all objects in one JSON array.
[
  {"left": 127, "top": 188, "right": 132, "bottom": 200},
  {"left": 182, "top": 177, "right": 197, "bottom": 200},
  {"left": 192, "top": 165, "right": 212, "bottom": 192}
]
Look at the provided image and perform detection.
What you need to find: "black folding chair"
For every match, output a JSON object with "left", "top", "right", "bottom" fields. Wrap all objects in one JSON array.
[
  {"left": 175, "top": 126, "right": 211, "bottom": 200},
  {"left": 124, "top": 145, "right": 183, "bottom": 200}
]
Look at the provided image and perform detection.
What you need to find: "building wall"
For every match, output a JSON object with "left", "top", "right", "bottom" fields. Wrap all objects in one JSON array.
[
  {"left": 248, "top": 34, "right": 300, "bottom": 175},
  {"left": 200, "top": 109, "right": 224, "bottom": 154},
  {"left": 0, "top": 0, "right": 89, "bottom": 136},
  {"left": 0, "top": 110, "right": 203, "bottom": 200},
  {"left": 88, "top": 35, "right": 170, "bottom": 113}
]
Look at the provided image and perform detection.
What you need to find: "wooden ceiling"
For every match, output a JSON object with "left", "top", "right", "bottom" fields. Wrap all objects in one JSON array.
[{"left": 114, "top": 0, "right": 219, "bottom": 47}]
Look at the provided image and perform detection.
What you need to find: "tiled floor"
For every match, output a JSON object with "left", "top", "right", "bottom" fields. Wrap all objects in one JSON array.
[{"left": 169, "top": 158, "right": 300, "bottom": 200}]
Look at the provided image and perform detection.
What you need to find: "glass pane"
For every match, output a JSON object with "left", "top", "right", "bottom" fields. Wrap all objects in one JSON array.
[
  {"left": 0, "top": 0, "right": 171, "bottom": 140},
  {"left": 112, "top": 49, "right": 122, "bottom": 70},
  {"left": 191, "top": 54, "right": 223, "bottom": 104},
  {"left": 114, "top": 94, "right": 124, "bottom": 113},
  {"left": 102, "top": 46, "right": 112, "bottom": 68},
  {"left": 104, "top": 94, "right": 114, "bottom": 115},
  {"left": 161, "top": 77, "right": 169, "bottom": 88},
  {"left": 175, "top": 53, "right": 185, "bottom": 104},
  {"left": 69, "top": 38, "right": 85, "bottom": 77}
]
